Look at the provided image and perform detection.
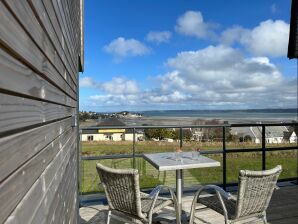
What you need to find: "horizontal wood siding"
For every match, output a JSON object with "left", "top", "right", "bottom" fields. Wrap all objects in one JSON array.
[{"left": 0, "top": 0, "right": 82, "bottom": 223}]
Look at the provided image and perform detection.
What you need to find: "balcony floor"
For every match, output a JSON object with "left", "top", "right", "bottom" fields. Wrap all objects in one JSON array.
[{"left": 79, "top": 185, "right": 298, "bottom": 224}]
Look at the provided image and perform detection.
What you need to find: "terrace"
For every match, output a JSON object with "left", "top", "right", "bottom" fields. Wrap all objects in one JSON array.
[
  {"left": 78, "top": 123, "right": 298, "bottom": 223},
  {"left": 1, "top": 0, "right": 298, "bottom": 223}
]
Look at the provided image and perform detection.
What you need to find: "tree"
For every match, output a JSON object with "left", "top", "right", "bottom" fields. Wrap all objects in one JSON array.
[
  {"left": 244, "top": 135, "right": 252, "bottom": 142},
  {"left": 144, "top": 128, "right": 173, "bottom": 140},
  {"left": 183, "top": 129, "right": 193, "bottom": 141},
  {"left": 227, "top": 133, "right": 238, "bottom": 142},
  {"left": 172, "top": 129, "right": 193, "bottom": 141},
  {"left": 192, "top": 119, "right": 231, "bottom": 142}
]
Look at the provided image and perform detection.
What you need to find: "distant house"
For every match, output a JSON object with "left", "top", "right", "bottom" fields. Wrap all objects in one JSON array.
[
  {"left": 283, "top": 131, "right": 297, "bottom": 143},
  {"left": 231, "top": 126, "right": 290, "bottom": 144},
  {"left": 81, "top": 117, "right": 144, "bottom": 142},
  {"left": 192, "top": 130, "right": 204, "bottom": 141},
  {"left": 124, "top": 129, "right": 144, "bottom": 141}
]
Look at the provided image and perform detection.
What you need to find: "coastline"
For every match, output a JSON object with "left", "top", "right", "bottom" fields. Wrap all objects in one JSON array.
[
  {"left": 80, "top": 109, "right": 297, "bottom": 127},
  {"left": 123, "top": 115, "right": 297, "bottom": 126}
]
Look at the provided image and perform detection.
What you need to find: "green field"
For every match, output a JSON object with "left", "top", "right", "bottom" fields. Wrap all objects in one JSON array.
[{"left": 80, "top": 141, "right": 297, "bottom": 194}]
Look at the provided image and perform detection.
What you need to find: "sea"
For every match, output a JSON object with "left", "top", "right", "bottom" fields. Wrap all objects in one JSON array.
[{"left": 140, "top": 109, "right": 298, "bottom": 123}]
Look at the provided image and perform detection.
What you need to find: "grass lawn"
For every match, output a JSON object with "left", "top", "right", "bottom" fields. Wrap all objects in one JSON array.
[{"left": 80, "top": 141, "right": 297, "bottom": 194}]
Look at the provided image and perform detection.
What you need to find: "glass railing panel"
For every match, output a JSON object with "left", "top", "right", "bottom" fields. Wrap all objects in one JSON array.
[
  {"left": 226, "top": 152, "right": 262, "bottom": 183},
  {"left": 266, "top": 150, "right": 297, "bottom": 179},
  {"left": 186, "top": 154, "right": 223, "bottom": 187},
  {"left": 226, "top": 126, "right": 262, "bottom": 150}
]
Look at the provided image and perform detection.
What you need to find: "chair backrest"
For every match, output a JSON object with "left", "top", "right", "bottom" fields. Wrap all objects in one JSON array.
[
  {"left": 235, "top": 165, "right": 282, "bottom": 219},
  {"left": 96, "top": 163, "right": 145, "bottom": 219}
]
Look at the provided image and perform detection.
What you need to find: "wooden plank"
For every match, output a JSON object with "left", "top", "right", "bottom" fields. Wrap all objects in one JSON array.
[
  {"left": 50, "top": 0, "right": 78, "bottom": 70},
  {"left": 60, "top": 0, "right": 77, "bottom": 57},
  {"left": 60, "top": 146, "right": 78, "bottom": 224},
  {"left": 31, "top": 140, "right": 76, "bottom": 224},
  {"left": 0, "top": 127, "right": 73, "bottom": 223},
  {"left": 0, "top": 93, "right": 73, "bottom": 134},
  {"left": 51, "top": 156, "right": 77, "bottom": 224},
  {"left": 37, "top": 0, "right": 77, "bottom": 72},
  {"left": 0, "top": 48, "right": 76, "bottom": 107},
  {"left": 4, "top": 0, "right": 77, "bottom": 90},
  {"left": 0, "top": 3, "right": 77, "bottom": 102},
  {"left": 4, "top": 134, "right": 76, "bottom": 224},
  {"left": 28, "top": 0, "right": 78, "bottom": 78},
  {"left": 48, "top": 151, "right": 77, "bottom": 224},
  {"left": 0, "top": 117, "right": 72, "bottom": 182},
  {"left": 66, "top": 0, "right": 81, "bottom": 64},
  {"left": 64, "top": 0, "right": 78, "bottom": 65}
]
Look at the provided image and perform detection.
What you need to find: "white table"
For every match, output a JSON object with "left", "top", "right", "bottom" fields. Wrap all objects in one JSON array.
[{"left": 143, "top": 152, "right": 220, "bottom": 221}]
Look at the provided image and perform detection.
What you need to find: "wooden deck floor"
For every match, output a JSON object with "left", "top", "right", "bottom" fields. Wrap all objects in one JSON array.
[{"left": 79, "top": 185, "right": 298, "bottom": 224}]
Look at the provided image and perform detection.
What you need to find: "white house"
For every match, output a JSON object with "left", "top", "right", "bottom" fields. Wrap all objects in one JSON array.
[
  {"left": 231, "top": 126, "right": 290, "bottom": 144},
  {"left": 124, "top": 129, "right": 144, "bottom": 141},
  {"left": 81, "top": 118, "right": 144, "bottom": 142},
  {"left": 81, "top": 129, "right": 125, "bottom": 141}
]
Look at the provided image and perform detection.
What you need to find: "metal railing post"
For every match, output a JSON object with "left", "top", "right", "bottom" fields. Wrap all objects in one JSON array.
[
  {"left": 179, "top": 127, "right": 183, "bottom": 148},
  {"left": 262, "top": 125, "right": 266, "bottom": 170},
  {"left": 222, "top": 127, "right": 227, "bottom": 190},
  {"left": 133, "top": 128, "right": 136, "bottom": 168},
  {"left": 179, "top": 127, "right": 184, "bottom": 197}
]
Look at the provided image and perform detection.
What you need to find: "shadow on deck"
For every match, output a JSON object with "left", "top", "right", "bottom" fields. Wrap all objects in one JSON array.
[{"left": 79, "top": 185, "right": 298, "bottom": 224}]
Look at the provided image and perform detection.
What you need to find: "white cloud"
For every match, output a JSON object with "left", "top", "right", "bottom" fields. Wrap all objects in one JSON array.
[
  {"left": 79, "top": 77, "right": 96, "bottom": 87},
  {"left": 99, "top": 77, "right": 139, "bottom": 95},
  {"left": 166, "top": 45, "right": 283, "bottom": 89},
  {"left": 220, "top": 26, "right": 250, "bottom": 45},
  {"left": 221, "top": 20, "right": 290, "bottom": 57},
  {"left": 159, "top": 45, "right": 295, "bottom": 107},
  {"left": 175, "top": 11, "right": 216, "bottom": 39},
  {"left": 79, "top": 76, "right": 139, "bottom": 95},
  {"left": 242, "top": 20, "right": 289, "bottom": 57},
  {"left": 90, "top": 94, "right": 139, "bottom": 106},
  {"left": 84, "top": 45, "right": 296, "bottom": 109},
  {"left": 146, "top": 31, "right": 172, "bottom": 43},
  {"left": 104, "top": 37, "right": 150, "bottom": 58}
]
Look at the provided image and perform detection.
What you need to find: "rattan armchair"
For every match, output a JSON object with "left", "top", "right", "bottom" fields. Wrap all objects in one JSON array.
[
  {"left": 96, "top": 163, "right": 181, "bottom": 224},
  {"left": 189, "top": 165, "right": 282, "bottom": 224}
]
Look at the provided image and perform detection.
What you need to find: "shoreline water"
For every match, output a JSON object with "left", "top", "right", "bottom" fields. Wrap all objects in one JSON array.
[
  {"left": 123, "top": 116, "right": 297, "bottom": 126},
  {"left": 80, "top": 109, "right": 297, "bottom": 127},
  {"left": 124, "top": 110, "right": 297, "bottom": 126}
]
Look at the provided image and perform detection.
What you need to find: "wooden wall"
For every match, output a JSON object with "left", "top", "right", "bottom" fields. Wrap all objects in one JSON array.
[{"left": 0, "top": 0, "right": 83, "bottom": 223}]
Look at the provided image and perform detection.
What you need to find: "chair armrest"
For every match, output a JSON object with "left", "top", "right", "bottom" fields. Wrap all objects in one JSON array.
[
  {"left": 203, "top": 185, "right": 236, "bottom": 201},
  {"left": 189, "top": 185, "right": 234, "bottom": 224}
]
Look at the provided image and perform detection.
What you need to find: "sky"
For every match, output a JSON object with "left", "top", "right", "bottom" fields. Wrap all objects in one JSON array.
[{"left": 79, "top": 0, "right": 297, "bottom": 112}]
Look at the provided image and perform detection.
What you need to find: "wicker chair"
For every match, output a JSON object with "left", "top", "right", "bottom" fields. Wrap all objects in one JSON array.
[
  {"left": 189, "top": 165, "right": 282, "bottom": 224},
  {"left": 96, "top": 163, "right": 181, "bottom": 224}
]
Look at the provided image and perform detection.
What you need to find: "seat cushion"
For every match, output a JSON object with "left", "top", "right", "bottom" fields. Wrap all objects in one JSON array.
[{"left": 199, "top": 195, "right": 236, "bottom": 219}]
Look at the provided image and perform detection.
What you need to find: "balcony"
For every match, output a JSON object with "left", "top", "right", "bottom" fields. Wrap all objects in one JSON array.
[{"left": 78, "top": 122, "right": 298, "bottom": 223}]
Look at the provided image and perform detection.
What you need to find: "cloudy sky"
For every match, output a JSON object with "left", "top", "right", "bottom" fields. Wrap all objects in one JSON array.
[{"left": 80, "top": 0, "right": 297, "bottom": 112}]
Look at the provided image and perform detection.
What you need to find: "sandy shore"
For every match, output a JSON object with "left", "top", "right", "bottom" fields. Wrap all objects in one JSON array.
[{"left": 80, "top": 116, "right": 296, "bottom": 127}]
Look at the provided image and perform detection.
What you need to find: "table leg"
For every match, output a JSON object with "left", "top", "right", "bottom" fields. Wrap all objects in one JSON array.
[{"left": 176, "top": 169, "right": 183, "bottom": 218}]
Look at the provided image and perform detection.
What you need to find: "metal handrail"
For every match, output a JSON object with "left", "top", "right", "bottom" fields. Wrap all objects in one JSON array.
[
  {"left": 80, "top": 122, "right": 297, "bottom": 130},
  {"left": 80, "top": 122, "right": 298, "bottom": 195}
]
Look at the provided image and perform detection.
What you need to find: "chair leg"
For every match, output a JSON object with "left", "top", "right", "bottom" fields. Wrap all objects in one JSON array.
[
  {"left": 107, "top": 210, "right": 112, "bottom": 224},
  {"left": 262, "top": 214, "right": 268, "bottom": 224}
]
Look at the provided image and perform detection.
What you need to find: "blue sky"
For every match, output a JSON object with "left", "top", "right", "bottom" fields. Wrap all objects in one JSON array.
[{"left": 80, "top": 0, "right": 297, "bottom": 112}]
